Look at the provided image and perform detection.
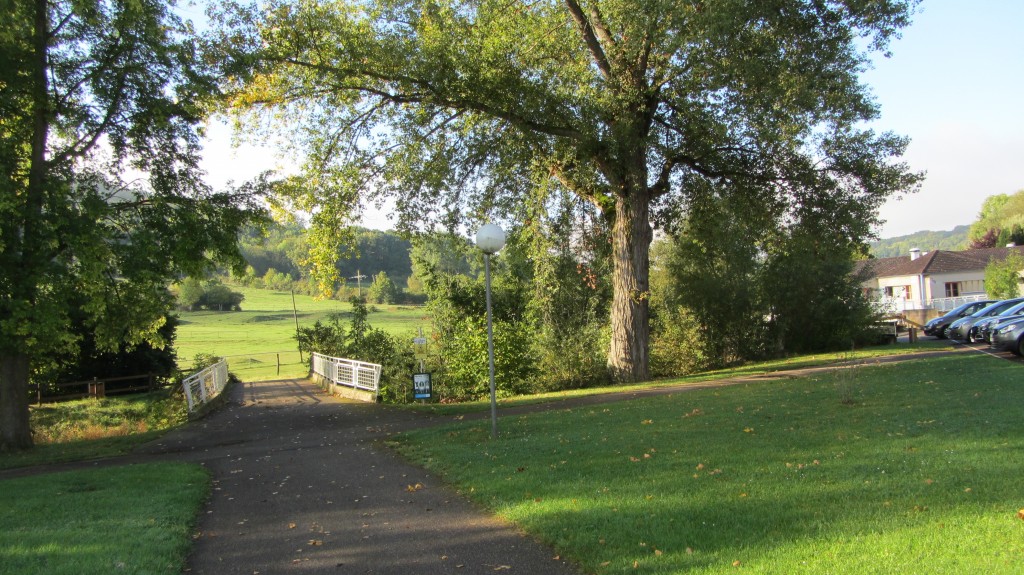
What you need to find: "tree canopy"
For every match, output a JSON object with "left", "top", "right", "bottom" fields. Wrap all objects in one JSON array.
[
  {"left": 0, "top": 0, "right": 267, "bottom": 450},
  {"left": 969, "top": 190, "right": 1024, "bottom": 248},
  {"left": 210, "top": 0, "right": 922, "bottom": 381}
]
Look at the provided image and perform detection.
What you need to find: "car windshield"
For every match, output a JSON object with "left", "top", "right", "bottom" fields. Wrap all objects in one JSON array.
[
  {"left": 945, "top": 301, "right": 993, "bottom": 318},
  {"left": 997, "top": 301, "right": 1024, "bottom": 316},
  {"left": 972, "top": 299, "right": 1024, "bottom": 317}
]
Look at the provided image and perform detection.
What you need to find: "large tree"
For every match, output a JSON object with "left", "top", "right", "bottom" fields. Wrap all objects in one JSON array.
[
  {"left": 0, "top": 0, "right": 266, "bottom": 450},
  {"left": 211, "top": 0, "right": 921, "bottom": 381}
]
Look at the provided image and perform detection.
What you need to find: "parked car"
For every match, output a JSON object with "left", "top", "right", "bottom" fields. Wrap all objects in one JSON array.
[
  {"left": 990, "top": 316, "right": 1024, "bottom": 354},
  {"left": 975, "top": 301, "right": 1024, "bottom": 343},
  {"left": 923, "top": 300, "right": 996, "bottom": 338},
  {"left": 946, "top": 298, "right": 1024, "bottom": 342}
]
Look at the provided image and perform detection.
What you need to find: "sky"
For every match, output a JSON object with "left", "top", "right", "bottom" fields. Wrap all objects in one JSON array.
[{"left": 196, "top": 0, "right": 1024, "bottom": 240}]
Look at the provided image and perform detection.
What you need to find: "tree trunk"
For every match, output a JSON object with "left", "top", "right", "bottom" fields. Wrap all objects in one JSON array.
[
  {"left": 607, "top": 190, "right": 653, "bottom": 382},
  {"left": 0, "top": 0, "right": 49, "bottom": 452},
  {"left": 0, "top": 354, "right": 33, "bottom": 451}
]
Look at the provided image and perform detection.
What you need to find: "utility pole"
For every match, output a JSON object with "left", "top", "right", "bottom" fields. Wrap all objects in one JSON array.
[
  {"left": 350, "top": 270, "right": 366, "bottom": 299},
  {"left": 291, "top": 288, "right": 303, "bottom": 362}
]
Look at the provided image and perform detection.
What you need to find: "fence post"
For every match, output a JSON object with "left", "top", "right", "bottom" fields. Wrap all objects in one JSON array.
[{"left": 277, "top": 353, "right": 281, "bottom": 376}]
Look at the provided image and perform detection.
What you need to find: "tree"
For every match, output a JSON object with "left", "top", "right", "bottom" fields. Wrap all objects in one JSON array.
[
  {"left": 176, "top": 278, "right": 207, "bottom": 311},
  {"left": 367, "top": 271, "right": 399, "bottom": 304},
  {"left": 0, "top": 0, "right": 267, "bottom": 450},
  {"left": 985, "top": 252, "right": 1024, "bottom": 300},
  {"left": 211, "top": 0, "right": 921, "bottom": 381},
  {"left": 968, "top": 190, "right": 1024, "bottom": 248}
]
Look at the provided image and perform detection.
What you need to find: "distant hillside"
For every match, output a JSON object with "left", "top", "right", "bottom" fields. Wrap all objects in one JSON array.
[{"left": 869, "top": 225, "right": 970, "bottom": 258}]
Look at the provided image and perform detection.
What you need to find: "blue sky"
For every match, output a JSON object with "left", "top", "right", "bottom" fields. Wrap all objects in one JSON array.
[
  {"left": 199, "top": 1, "right": 1024, "bottom": 239},
  {"left": 864, "top": 0, "right": 1024, "bottom": 238}
]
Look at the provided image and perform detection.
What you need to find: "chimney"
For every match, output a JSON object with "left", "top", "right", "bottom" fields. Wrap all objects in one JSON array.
[{"left": 909, "top": 248, "right": 921, "bottom": 261}]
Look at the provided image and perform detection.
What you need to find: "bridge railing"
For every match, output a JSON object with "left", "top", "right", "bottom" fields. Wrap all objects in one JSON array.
[
  {"left": 182, "top": 361, "right": 229, "bottom": 413},
  {"left": 311, "top": 353, "right": 381, "bottom": 401}
]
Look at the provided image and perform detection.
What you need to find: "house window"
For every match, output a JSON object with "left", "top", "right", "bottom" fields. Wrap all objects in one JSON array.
[
  {"left": 883, "top": 285, "right": 912, "bottom": 299},
  {"left": 945, "top": 282, "right": 961, "bottom": 298}
]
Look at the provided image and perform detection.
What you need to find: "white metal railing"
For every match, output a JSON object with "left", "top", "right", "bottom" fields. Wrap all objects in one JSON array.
[
  {"left": 182, "top": 361, "right": 229, "bottom": 412},
  {"left": 925, "top": 294, "right": 989, "bottom": 312},
  {"left": 871, "top": 293, "right": 989, "bottom": 314},
  {"left": 311, "top": 352, "right": 382, "bottom": 400}
]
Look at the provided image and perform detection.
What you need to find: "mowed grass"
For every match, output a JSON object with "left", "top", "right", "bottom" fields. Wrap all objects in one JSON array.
[
  {"left": 175, "top": 286, "right": 430, "bottom": 380},
  {"left": 0, "top": 462, "right": 209, "bottom": 575},
  {"left": 390, "top": 353, "right": 1024, "bottom": 574}
]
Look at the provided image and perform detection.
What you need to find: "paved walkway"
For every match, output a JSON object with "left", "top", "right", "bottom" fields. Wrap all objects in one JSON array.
[{"left": 129, "top": 378, "right": 582, "bottom": 574}]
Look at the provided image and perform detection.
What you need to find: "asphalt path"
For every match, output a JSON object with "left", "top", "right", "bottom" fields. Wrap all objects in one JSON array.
[{"left": 133, "top": 379, "right": 582, "bottom": 575}]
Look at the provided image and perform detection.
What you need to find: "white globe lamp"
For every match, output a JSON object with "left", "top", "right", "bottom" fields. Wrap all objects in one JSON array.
[{"left": 475, "top": 223, "right": 506, "bottom": 255}]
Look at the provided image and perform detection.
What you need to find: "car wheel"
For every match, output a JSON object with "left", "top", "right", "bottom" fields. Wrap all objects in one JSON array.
[
  {"left": 936, "top": 327, "right": 947, "bottom": 339},
  {"left": 1017, "top": 337, "right": 1024, "bottom": 357}
]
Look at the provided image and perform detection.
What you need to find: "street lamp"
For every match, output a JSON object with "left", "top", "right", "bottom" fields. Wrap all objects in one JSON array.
[{"left": 476, "top": 223, "right": 505, "bottom": 439}]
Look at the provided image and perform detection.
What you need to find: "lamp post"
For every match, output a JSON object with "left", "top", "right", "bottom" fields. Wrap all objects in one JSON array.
[{"left": 476, "top": 223, "right": 505, "bottom": 440}]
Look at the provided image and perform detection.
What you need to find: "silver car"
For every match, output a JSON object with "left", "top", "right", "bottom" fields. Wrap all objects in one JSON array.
[
  {"left": 990, "top": 316, "right": 1024, "bottom": 354},
  {"left": 947, "top": 298, "right": 1024, "bottom": 342}
]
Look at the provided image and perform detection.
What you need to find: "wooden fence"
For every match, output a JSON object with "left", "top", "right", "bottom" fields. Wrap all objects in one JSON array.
[{"left": 30, "top": 373, "right": 162, "bottom": 405}]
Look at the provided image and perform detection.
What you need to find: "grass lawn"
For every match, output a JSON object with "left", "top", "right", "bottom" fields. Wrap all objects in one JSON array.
[
  {"left": 0, "top": 392, "right": 187, "bottom": 471},
  {"left": 389, "top": 352, "right": 1024, "bottom": 574},
  {"left": 175, "top": 286, "right": 429, "bottom": 380},
  {"left": 0, "top": 462, "right": 209, "bottom": 575}
]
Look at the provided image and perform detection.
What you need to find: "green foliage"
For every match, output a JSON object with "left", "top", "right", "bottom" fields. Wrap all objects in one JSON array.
[
  {"left": 869, "top": 226, "right": 970, "bottom": 257},
  {"left": 984, "top": 251, "right": 1024, "bottom": 299},
  {"left": 367, "top": 271, "right": 399, "bottom": 304},
  {"left": 652, "top": 188, "right": 879, "bottom": 370},
  {"left": 417, "top": 246, "right": 538, "bottom": 401},
  {"left": 968, "top": 190, "right": 1024, "bottom": 248},
  {"left": 295, "top": 298, "right": 416, "bottom": 402},
  {"left": 0, "top": 0, "right": 268, "bottom": 450},
  {"left": 525, "top": 193, "right": 612, "bottom": 390},
  {"left": 211, "top": 0, "right": 921, "bottom": 381},
  {"left": 36, "top": 312, "right": 179, "bottom": 395},
  {"left": 174, "top": 280, "right": 245, "bottom": 311}
]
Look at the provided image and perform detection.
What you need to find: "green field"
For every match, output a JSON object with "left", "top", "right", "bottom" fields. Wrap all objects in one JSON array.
[
  {"left": 175, "top": 287, "right": 430, "bottom": 380},
  {"left": 390, "top": 353, "right": 1024, "bottom": 574}
]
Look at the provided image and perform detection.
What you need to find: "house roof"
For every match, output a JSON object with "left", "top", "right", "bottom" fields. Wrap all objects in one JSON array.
[{"left": 857, "top": 246, "right": 1024, "bottom": 279}]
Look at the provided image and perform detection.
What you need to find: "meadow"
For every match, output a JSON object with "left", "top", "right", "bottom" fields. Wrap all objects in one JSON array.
[
  {"left": 390, "top": 352, "right": 1024, "bottom": 574},
  {"left": 174, "top": 286, "right": 430, "bottom": 380}
]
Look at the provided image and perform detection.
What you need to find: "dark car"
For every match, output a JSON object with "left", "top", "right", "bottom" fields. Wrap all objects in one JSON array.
[
  {"left": 990, "top": 316, "right": 1024, "bottom": 354},
  {"left": 975, "top": 301, "right": 1024, "bottom": 343},
  {"left": 923, "top": 300, "right": 996, "bottom": 338},
  {"left": 947, "top": 298, "right": 1024, "bottom": 342}
]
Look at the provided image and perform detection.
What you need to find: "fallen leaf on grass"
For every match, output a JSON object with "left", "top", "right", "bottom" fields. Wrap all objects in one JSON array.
[{"left": 1017, "top": 509, "right": 1024, "bottom": 520}]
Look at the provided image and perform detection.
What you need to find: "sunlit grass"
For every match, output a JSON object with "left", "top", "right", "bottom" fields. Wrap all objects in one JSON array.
[
  {"left": 0, "top": 463, "right": 209, "bottom": 575},
  {"left": 0, "top": 393, "right": 187, "bottom": 471},
  {"left": 390, "top": 353, "right": 1024, "bottom": 574},
  {"left": 175, "top": 286, "right": 429, "bottom": 380}
]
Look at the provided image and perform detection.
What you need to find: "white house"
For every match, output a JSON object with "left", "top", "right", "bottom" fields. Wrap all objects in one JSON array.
[{"left": 857, "top": 246, "right": 1024, "bottom": 317}]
